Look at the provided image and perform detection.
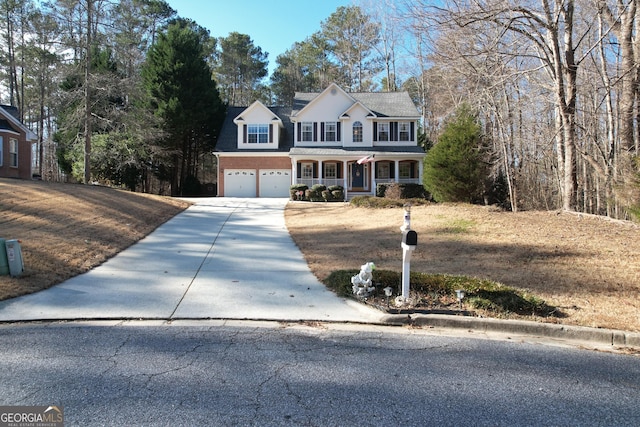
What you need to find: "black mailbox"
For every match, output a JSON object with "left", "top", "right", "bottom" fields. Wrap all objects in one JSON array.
[{"left": 402, "top": 230, "right": 418, "bottom": 246}]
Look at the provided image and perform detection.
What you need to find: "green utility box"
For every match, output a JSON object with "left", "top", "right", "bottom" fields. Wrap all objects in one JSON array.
[{"left": 0, "top": 238, "right": 9, "bottom": 276}]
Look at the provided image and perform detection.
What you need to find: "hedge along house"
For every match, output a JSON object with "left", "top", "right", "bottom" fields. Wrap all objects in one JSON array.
[
  {"left": 214, "top": 83, "right": 425, "bottom": 198},
  {"left": 0, "top": 105, "right": 37, "bottom": 180}
]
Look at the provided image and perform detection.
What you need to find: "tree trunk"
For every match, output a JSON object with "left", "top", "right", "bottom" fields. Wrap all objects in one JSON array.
[{"left": 84, "top": 0, "right": 93, "bottom": 185}]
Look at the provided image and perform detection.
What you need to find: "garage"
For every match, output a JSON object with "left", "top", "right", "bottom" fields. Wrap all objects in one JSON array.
[
  {"left": 259, "top": 169, "right": 291, "bottom": 197},
  {"left": 224, "top": 169, "right": 256, "bottom": 197}
]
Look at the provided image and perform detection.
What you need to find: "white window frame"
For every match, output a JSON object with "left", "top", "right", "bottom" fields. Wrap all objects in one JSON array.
[
  {"left": 324, "top": 122, "right": 337, "bottom": 142},
  {"left": 352, "top": 121, "right": 363, "bottom": 142},
  {"left": 378, "top": 123, "right": 389, "bottom": 141},
  {"left": 302, "top": 162, "right": 313, "bottom": 179},
  {"left": 9, "top": 138, "right": 18, "bottom": 168},
  {"left": 399, "top": 122, "right": 410, "bottom": 141},
  {"left": 324, "top": 163, "right": 337, "bottom": 180},
  {"left": 301, "top": 122, "right": 313, "bottom": 142},
  {"left": 377, "top": 162, "right": 390, "bottom": 180},
  {"left": 248, "top": 124, "right": 269, "bottom": 144},
  {"left": 399, "top": 162, "right": 411, "bottom": 179}
]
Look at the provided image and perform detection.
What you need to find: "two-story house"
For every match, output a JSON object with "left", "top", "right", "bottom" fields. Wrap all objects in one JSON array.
[
  {"left": 215, "top": 83, "right": 425, "bottom": 198},
  {"left": 0, "top": 105, "right": 37, "bottom": 180}
]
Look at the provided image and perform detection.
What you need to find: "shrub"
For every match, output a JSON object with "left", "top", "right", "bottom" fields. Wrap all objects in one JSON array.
[
  {"left": 289, "top": 184, "right": 308, "bottom": 201},
  {"left": 322, "top": 269, "right": 560, "bottom": 317},
  {"left": 306, "top": 184, "right": 325, "bottom": 201},
  {"left": 377, "top": 183, "right": 430, "bottom": 199},
  {"left": 328, "top": 185, "right": 344, "bottom": 201}
]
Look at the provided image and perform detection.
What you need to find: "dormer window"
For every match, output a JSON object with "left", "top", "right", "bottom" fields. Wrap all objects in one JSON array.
[{"left": 248, "top": 124, "right": 269, "bottom": 144}]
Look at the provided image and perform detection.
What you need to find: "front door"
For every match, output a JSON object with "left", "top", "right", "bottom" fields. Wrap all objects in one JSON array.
[{"left": 349, "top": 162, "right": 368, "bottom": 191}]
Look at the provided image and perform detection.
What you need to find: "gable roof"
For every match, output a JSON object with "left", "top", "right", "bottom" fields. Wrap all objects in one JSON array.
[
  {"left": 234, "top": 100, "right": 283, "bottom": 126},
  {"left": 215, "top": 105, "right": 293, "bottom": 153},
  {"left": 0, "top": 106, "right": 37, "bottom": 141},
  {"left": 292, "top": 88, "right": 420, "bottom": 119}
]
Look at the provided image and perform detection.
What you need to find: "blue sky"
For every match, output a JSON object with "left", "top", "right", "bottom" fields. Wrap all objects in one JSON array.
[{"left": 166, "top": 0, "right": 354, "bottom": 76}]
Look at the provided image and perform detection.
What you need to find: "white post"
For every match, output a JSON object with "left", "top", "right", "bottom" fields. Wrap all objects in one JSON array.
[
  {"left": 401, "top": 244, "right": 413, "bottom": 300},
  {"left": 400, "top": 204, "right": 414, "bottom": 302}
]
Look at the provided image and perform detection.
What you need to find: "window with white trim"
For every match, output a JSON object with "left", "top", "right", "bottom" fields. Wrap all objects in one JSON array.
[
  {"left": 301, "top": 122, "right": 313, "bottom": 142},
  {"left": 377, "top": 162, "right": 390, "bottom": 179},
  {"left": 399, "top": 122, "right": 410, "bottom": 141},
  {"left": 302, "top": 162, "right": 313, "bottom": 179},
  {"left": 378, "top": 123, "right": 389, "bottom": 141},
  {"left": 324, "top": 163, "right": 337, "bottom": 180},
  {"left": 324, "top": 122, "right": 337, "bottom": 142},
  {"left": 248, "top": 124, "right": 269, "bottom": 143},
  {"left": 9, "top": 138, "right": 18, "bottom": 167},
  {"left": 399, "top": 162, "right": 411, "bottom": 179},
  {"left": 352, "top": 121, "right": 363, "bottom": 142}
]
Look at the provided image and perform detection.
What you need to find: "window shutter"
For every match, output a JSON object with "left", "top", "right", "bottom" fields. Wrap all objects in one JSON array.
[
  {"left": 297, "top": 122, "right": 301, "bottom": 142},
  {"left": 269, "top": 124, "right": 273, "bottom": 143},
  {"left": 390, "top": 162, "right": 395, "bottom": 177},
  {"left": 243, "top": 124, "right": 247, "bottom": 144},
  {"left": 373, "top": 122, "right": 378, "bottom": 141},
  {"left": 410, "top": 122, "right": 415, "bottom": 141},
  {"left": 297, "top": 162, "right": 301, "bottom": 178},
  {"left": 313, "top": 162, "right": 318, "bottom": 178},
  {"left": 320, "top": 123, "right": 325, "bottom": 141},
  {"left": 337, "top": 122, "right": 341, "bottom": 141},
  {"left": 313, "top": 122, "right": 318, "bottom": 141},
  {"left": 391, "top": 122, "right": 397, "bottom": 141}
]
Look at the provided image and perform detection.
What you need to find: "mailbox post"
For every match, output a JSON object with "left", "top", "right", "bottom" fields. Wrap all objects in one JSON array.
[
  {"left": 399, "top": 204, "right": 418, "bottom": 302},
  {"left": 401, "top": 230, "right": 418, "bottom": 301}
]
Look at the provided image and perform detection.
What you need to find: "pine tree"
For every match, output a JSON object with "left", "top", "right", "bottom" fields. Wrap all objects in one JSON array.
[
  {"left": 142, "top": 18, "right": 224, "bottom": 195},
  {"left": 423, "top": 105, "right": 488, "bottom": 203}
]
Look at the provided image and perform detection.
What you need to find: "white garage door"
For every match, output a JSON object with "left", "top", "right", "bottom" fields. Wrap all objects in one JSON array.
[
  {"left": 259, "top": 169, "right": 291, "bottom": 197},
  {"left": 224, "top": 169, "right": 256, "bottom": 197}
]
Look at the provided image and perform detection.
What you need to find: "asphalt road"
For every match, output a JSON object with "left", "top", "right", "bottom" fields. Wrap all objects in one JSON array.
[{"left": 1, "top": 320, "right": 638, "bottom": 427}]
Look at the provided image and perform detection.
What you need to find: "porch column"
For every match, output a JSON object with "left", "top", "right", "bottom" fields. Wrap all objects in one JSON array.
[
  {"left": 371, "top": 160, "right": 377, "bottom": 193},
  {"left": 343, "top": 160, "right": 348, "bottom": 199},
  {"left": 318, "top": 159, "right": 323, "bottom": 186},
  {"left": 290, "top": 158, "right": 297, "bottom": 185},
  {"left": 418, "top": 159, "right": 424, "bottom": 183},
  {"left": 394, "top": 160, "right": 400, "bottom": 183}
]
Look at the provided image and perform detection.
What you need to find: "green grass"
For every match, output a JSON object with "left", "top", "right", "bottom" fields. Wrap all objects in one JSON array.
[
  {"left": 435, "top": 217, "right": 476, "bottom": 234},
  {"left": 323, "top": 269, "right": 561, "bottom": 318}
]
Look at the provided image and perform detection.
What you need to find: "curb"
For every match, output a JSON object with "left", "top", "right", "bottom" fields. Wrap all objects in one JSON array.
[{"left": 380, "top": 313, "right": 640, "bottom": 349}]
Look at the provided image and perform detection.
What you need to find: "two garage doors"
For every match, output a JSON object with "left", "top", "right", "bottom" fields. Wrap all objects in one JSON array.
[{"left": 224, "top": 169, "right": 291, "bottom": 198}]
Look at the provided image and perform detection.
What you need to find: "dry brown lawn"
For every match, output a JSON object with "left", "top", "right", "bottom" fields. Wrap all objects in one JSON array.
[
  {"left": 285, "top": 202, "right": 640, "bottom": 332},
  {"left": 0, "top": 179, "right": 190, "bottom": 299},
  {"left": 2, "top": 179, "right": 639, "bottom": 332}
]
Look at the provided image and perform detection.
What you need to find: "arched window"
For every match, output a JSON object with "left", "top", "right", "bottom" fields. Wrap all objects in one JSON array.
[{"left": 352, "top": 121, "right": 363, "bottom": 142}]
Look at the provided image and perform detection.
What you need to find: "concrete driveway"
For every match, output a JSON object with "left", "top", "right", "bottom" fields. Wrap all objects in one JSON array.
[{"left": 0, "top": 198, "right": 382, "bottom": 323}]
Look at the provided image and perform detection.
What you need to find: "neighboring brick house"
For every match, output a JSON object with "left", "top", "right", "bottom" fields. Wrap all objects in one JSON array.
[
  {"left": 214, "top": 83, "right": 425, "bottom": 198},
  {"left": 0, "top": 105, "right": 37, "bottom": 180}
]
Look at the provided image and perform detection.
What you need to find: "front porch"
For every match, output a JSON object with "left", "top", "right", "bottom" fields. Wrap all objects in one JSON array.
[{"left": 292, "top": 158, "right": 423, "bottom": 197}]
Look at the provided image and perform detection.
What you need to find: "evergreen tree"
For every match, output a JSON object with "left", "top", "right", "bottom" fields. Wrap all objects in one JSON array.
[
  {"left": 214, "top": 32, "right": 268, "bottom": 106},
  {"left": 142, "top": 18, "right": 224, "bottom": 195},
  {"left": 423, "top": 105, "right": 489, "bottom": 203}
]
